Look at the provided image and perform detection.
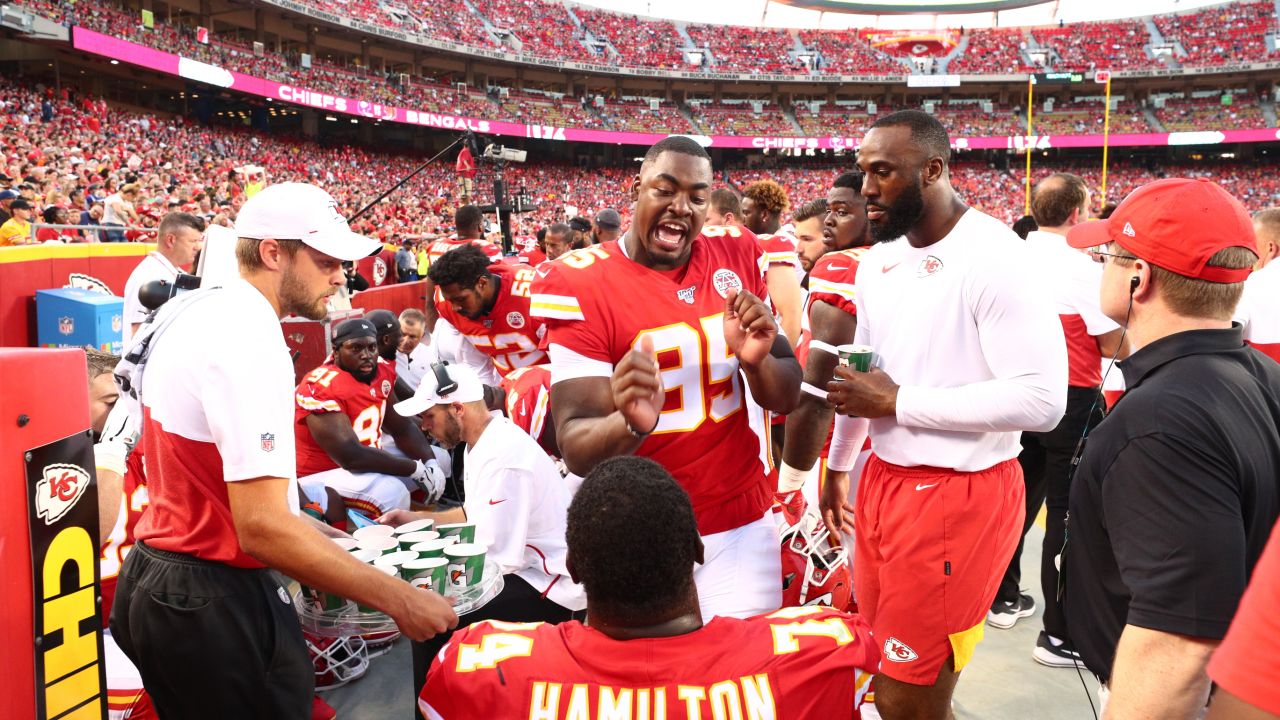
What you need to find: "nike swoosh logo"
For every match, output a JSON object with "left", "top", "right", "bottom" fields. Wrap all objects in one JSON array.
[
  {"left": 536, "top": 265, "right": 552, "bottom": 277},
  {"left": 827, "top": 264, "right": 849, "bottom": 271},
  {"left": 488, "top": 499, "right": 507, "bottom": 505},
  {"left": 915, "top": 483, "right": 939, "bottom": 491},
  {"left": 882, "top": 262, "right": 900, "bottom": 273}
]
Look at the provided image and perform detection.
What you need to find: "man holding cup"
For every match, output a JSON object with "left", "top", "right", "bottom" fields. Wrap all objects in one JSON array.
[{"left": 387, "top": 362, "right": 585, "bottom": 705}]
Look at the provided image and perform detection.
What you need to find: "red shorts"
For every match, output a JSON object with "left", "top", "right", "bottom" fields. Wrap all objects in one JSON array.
[{"left": 854, "top": 453, "right": 1025, "bottom": 684}]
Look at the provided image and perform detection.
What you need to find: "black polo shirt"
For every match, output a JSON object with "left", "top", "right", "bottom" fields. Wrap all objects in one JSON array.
[{"left": 1063, "top": 325, "right": 1280, "bottom": 682}]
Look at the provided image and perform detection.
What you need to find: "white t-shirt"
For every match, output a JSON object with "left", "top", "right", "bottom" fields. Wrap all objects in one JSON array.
[
  {"left": 463, "top": 417, "right": 584, "bottom": 611},
  {"left": 1235, "top": 260, "right": 1280, "bottom": 360},
  {"left": 121, "top": 251, "right": 180, "bottom": 346},
  {"left": 136, "top": 279, "right": 299, "bottom": 567},
  {"left": 853, "top": 208, "right": 1068, "bottom": 471},
  {"left": 1023, "top": 230, "right": 1119, "bottom": 388},
  {"left": 102, "top": 193, "right": 127, "bottom": 224},
  {"left": 396, "top": 342, "right": 433, "bottom": 392}
]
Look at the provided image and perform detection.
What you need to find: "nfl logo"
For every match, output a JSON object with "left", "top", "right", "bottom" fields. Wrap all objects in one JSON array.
[
  {"left": 112, "top": 315, "right": 123, "bottom": 333},
  {"left": 260, "top": 433, "right": 276, "bottom": 452},
  {"left": 58, "top": 317, "right": 74, "bottom": 335},
  {"left": 676, "top": 286, "right": 697, "bottom": 304}
]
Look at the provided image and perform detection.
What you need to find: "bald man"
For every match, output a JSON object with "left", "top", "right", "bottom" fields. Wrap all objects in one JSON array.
[{"left": 1234, "top": 208, "right": 1280, "bottom": 361}]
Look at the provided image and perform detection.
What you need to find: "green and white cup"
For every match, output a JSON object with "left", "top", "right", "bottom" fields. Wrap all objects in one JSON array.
[
  {"left": 393, "top": 518, "right": 434, "bottom": 535},
  {"left": 404, "top": 557, "right": 449, "bottom": 593},
  {"left": 836, "top": 344, "right": 875, "bottom": 373},
  {"left": 356, "top": 535, "right": 400, "bottom": 555},
  {"left": 397, "top": 530, "right": 441, "bottom": 551},
  {"left": 350, "top": 548, "right": 381, "bottom": 564},
  {"left": 374, "top": 550, "right": 419, "bottom": 571},
  {"left": 436, "top": 523, "right": 477, "bottom": 544},
  {"left": 410, "top": 538, "right": 454, "bottom": 559},
  {"left": 331, "top": 537, "right": 359, "bottom": 552},
  {"left": 443, "top": 543, "right": 486, "bottom": 588},
  {"left": 353, "top": 524, "right": 396, "bottom": 543}
]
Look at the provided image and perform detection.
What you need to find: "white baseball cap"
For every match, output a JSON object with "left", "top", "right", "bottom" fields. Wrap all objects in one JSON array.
[
  {"left": 394, "top": 363, "right": 485, "bottom": 416},
  {"left": 234, "top": 182, "right": 382, "bottom": 262}
]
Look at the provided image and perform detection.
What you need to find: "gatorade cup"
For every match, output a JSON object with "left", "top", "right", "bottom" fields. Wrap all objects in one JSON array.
[
  {"left": 443, "top": 543, "right": 486, "bottom": 588},
  {"left": 357, "top": 536, "right": 400, "bottom": 555},
  {"left": 837, "top": 344, "right": 875, "bottom": 373},
  {"left": 352, "top": 524, "right": 395, "bottom": 543},
  {"left": 331, "top": 537, "right": 359, "bottom": 552},
  {"left": 410, "top": 538, "right": 454, "bottom": 559},
  {"left": 404, "top": 557, "right": 449, "bottom": 593},
  {"left": 374, "top": 550, "right": 419, "bottom": 570},
  {"left": 436, "top": 523, "right": 477, "bottom": 544},
  {"left": 393, "top": 518, "right": 434, "bottom": 535},
  {"left": 397, "top": 530, "right": 441, "bottom": 551},
  {"left": 350, "top": 548, "right": 381, "bottom": 564}
]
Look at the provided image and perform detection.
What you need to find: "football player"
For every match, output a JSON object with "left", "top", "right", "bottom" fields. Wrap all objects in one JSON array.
[
  {"left": 531, "top": 136, "right": 802, "bottom": 620},
  {"left": 421, "top": 204, "right": 502, "bottom": 330},
  {"left": 710, "top": 184, "right": 804, "bottom": 347},
  {"left": 295, "top": 318, "right": 444, "bottom": 519},
  {"left": 428, "top": 244, "right": 545, "bottom": 385},
  {"left": 87, "top": 350, "right": 156, "bottom": 720},
  {"left": 420, "top": 456, "right": 879, "bottom": 720},
  {"left": 780, "top": 172, "right": 873, "bottom": 533},
  {"left": 792, "top": 198, "right": 830, "bottom": 276}
]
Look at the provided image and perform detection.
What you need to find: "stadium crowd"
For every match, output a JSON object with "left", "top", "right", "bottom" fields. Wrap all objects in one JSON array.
[{"left": 23, "top": 0, "right": 1280, "bottom": 83}]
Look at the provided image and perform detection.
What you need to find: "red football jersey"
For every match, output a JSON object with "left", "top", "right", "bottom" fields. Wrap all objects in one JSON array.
[
  {"left": 758, "top": 230, "right": 802, "bottom": 273},
  {"left": 502, "top": 364, "right": 551, "bottom": 441},
  {"left": 805, "top": 246, "right": 869, "bottom": 319},
  {"left": 517, "top": 247, "right": 548, "bottom": 267},
  {"left": 294, "top": 359, "right": 397, "bottom": 477},
  {"left": 531, "top": 228, "right": 774, "bottom": 535},
  {"left": 425, "top": 238, "right": 502, "bottom": 269},
  {"left": 435, "top": 262, "right": 547, "bottom": 377},
  {"left": 420, "top": 606, "right": 879, "bottom": 720},
  {"left": 100, "top": 446, "right": 148, "bottom": 624}
]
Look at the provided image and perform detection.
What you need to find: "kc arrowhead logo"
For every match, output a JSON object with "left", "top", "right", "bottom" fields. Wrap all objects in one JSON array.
[
  {"left": 884, "top": 637, "right": 919, "bottom": 663},
  {"left": 36, "top": 463, "right": 91, "bottom": 525}
]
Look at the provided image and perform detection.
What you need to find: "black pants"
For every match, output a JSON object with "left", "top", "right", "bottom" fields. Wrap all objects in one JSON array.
[
  {"left": 110, "top": 542, "right": 314, "bottom": 719},
  {"left": 411, "top": 574, "right": 583, "bottom": 717},
  {"left": 996, "top": 386, "right": 1105, "bottom": 639}
]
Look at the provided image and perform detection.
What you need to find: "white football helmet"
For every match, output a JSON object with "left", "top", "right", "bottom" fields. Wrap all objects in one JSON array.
[{"left": 302, "top": 631, "right": 370, "bottom": 691}]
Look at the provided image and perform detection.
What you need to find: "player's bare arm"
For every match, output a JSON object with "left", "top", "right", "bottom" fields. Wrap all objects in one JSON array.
[
  {"left": 724, "top": 288, "right": 801, "bottom": 414},
  {"left": 826, "top": 365, "right": 900, "bottom": 419},
  {"left": 765, "top": 264, "right": 803, "bottom": 347},
  {"left": 306, "top": 411, "right": 417, "bottom": 476},
  {"left": 227, "top": 475, "right": 457, "bottom": 641},
  {"left": 782, "top": 300, "right": 856, "bottom": 471},
  {"left": 551, "top": 336, "right": 663, "bottom": 477}
]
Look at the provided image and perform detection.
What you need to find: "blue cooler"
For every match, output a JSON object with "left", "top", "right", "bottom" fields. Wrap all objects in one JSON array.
[{"left": 35, "top": 288, "right": 125, "bottom": 354}]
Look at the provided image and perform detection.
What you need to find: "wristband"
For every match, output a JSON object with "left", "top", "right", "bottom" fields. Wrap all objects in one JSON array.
[
  {"left": 625, "top": 415, "right": 658, "bottom": 439},
  {"left": 778, "top": 461, "right": 811, "bottom": 492}
]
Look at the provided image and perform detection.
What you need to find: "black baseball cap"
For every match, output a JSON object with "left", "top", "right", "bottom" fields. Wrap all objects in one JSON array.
[
  {"left": 364, "top": 309, "right": 398, "bottom": 336},
  {"left": 594, "top": 208, "right": 621, "bottom": 230},
  {"left": 331, "top": 318, "right": 377, "bottom": 345},
  {"left": 9, "top": 198, "right": 33, "bottom": 211}
]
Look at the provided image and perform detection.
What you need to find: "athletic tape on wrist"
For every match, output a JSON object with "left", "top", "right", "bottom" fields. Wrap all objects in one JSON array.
[
  {"left": 778, "top": 462, "right": 811, "bottom": 492},
  {"left": 801, "top": 382, "right": 828, "bottom": 398},
  {"left": 808, "top": 339, "right": 839, "bottom": 357}
]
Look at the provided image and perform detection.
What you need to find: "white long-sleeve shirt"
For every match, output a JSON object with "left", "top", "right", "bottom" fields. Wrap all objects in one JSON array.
[
  {"left": 853, "top": 208, "right": 1067, "bottom": 471},
  {"left": 463, "top": 417, "right": 584, "bottom": 611}
]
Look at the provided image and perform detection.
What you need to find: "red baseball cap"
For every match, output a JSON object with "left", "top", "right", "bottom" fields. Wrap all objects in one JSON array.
[{"left": 1066, "top": 177, "right": 1256, "bottom": 283}]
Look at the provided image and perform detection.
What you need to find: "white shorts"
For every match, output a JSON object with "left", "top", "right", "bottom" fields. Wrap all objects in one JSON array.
[
  {"left": 298, "top": 467, "right": 411, "bottom": 517},
  {"left": 695, "top": 510, "right": 782, "bottom": 619},
  {"left": 105, "top": 630, "right": 148, "bottom": 719}
]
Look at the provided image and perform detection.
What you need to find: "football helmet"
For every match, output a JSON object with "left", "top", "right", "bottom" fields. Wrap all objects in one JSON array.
[
  {"left": 302, "top": 630, "right": 370, "bottom": 691},
  {"left": 780, "top": 508, "right": 854, "bottom": 611}
]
